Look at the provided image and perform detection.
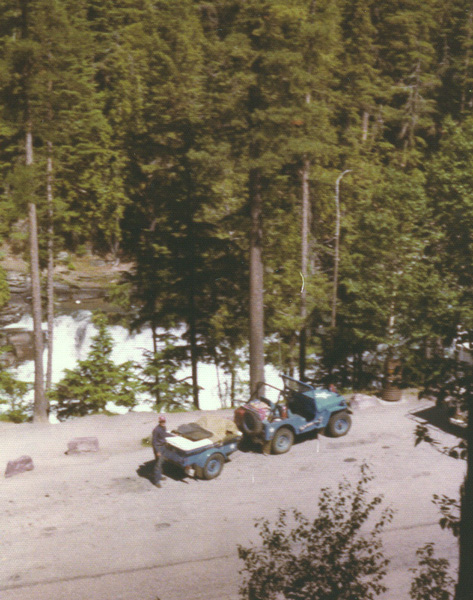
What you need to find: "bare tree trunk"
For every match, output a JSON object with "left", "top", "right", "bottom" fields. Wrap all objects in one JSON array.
[
  {"left": 455, "top": 393, "right": 473, "bottom": 600},
  {"left": 189, "top": 300, "right": 199, "bottom": 410},
  {"left": 214, "top": 356, "right": 224, "bottom": 408},
  {"left": 188, "top": 225, "right": 200, "bottom": 410},
  {"left": 361, "top": 110, "right": 369, "bottom": 142},
  {"left": 26, "top": 126, "right": 47, "bottom": 423},
  {"left": 461, "top": 8, "right": 473, "bottom": 113},
  {"left": 249, "top": 169, "right": 265, "bottom": 395},
  {"left": 230, "top": 365, "right": 236, "bottom": 408},
  {"left": 331, "top": 170, "right": 351, "bottom": 329},
  {"left": 151, "top": 323, "right": 161, "bottom": 406},
  {"left": 299, "top": 157, "right": 310, "bottom": 381},
  {"left": 46, "top": 141, "right": 54, "bottom": 392}
]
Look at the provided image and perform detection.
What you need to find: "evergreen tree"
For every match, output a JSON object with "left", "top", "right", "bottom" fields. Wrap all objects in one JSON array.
[
  {"left": 52, "top": 314, "right": 142, "bottom": 420},
  {"left": 376, "top": 0, "right": 442, "bottom": 166},
  {"left": 0, "top": 0, "right": 49, "bottom": 421}
]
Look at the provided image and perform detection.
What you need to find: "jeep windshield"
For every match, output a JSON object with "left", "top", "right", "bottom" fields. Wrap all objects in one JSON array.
[{"left": 281, "top": 375, "right": 314, "bottom": 395}]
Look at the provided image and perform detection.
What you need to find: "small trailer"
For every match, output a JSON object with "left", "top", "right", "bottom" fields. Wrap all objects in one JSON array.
[{"left": 162, "top": 416, "right": 242, "bottom": 480}]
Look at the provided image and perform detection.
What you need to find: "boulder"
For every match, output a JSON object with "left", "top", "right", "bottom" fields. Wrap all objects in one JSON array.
[
  {"left": 66, "top": 437, "right": 100, "bottom": 454},
  {"left": 5, "top": 455, "right": 34, "bottom": 478},
  {"left": 7, "top": 330, "right": 36, "bottom": 361}
]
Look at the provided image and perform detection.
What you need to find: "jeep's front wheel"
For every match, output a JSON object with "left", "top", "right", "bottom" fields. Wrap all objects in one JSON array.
[
  {"left": 271, "top": 427, "right": 294, "bottom": 455},
  {"left": 327, "top": 412, "right": 352, "bottom": 437}
]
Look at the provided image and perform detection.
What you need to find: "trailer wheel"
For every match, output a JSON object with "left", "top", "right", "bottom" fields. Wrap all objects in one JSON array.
[
  {"left": 271, "top": 427, "right": 294, "bottom": 455},
  {"left": 327, "top": 412, "right": 352, "bottom": 437},
  {"left": 202, "top": 453, "right": 225, "bottom": 480}
]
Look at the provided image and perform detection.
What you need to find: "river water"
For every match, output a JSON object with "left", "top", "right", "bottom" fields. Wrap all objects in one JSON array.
[{"left": 5, "top": 311, "right": 281, "bottom": 421}]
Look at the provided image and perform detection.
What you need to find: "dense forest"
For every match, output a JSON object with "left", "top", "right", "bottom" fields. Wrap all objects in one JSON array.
[
  {"left": 1, "top": 0, "right": 473, "bottom": 412},
  {"left": 2, "top": 3, "right": 473, "bottom": 595}
]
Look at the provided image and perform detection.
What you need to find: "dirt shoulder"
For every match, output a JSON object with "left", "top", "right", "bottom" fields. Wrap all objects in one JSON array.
[{"left": 0, "top": 399, "right": 465, "bottom": 600}]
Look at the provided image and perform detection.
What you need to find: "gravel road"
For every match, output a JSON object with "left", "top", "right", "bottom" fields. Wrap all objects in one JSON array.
[{"left": 0, "top": 396, "right": 465, "bottom": 600}]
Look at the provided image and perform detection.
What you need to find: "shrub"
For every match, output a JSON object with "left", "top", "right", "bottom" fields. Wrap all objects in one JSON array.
[
  {"left": 0, "top": 359, "right": 31, "bottom": 422},
  {"left": 409, "top": 543, "right": 454, "bottom": 600},
  {"left": 238, "top": 463, "right": 393, "bottom": 600}
]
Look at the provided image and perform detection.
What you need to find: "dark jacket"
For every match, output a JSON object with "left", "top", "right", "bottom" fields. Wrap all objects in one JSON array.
[{"left": 152, "top": 424, "right": 170, "bottom": 454}]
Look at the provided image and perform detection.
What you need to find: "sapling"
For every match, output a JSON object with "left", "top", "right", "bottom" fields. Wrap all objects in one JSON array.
[{"left": 238, "top": 463, "right": 393, "bottom": 600}]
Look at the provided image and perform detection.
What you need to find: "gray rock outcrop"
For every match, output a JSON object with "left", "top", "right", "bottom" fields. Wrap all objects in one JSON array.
[
  {"left": 66, "top": 437, "right": 100, "bottom": 454},
  {"left": 5, "top": 455, "right": 34, "bottom": 478}
]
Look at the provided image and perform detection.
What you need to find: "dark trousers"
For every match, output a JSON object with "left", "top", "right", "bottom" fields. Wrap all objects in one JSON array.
[{"left": 153, "top": 452, "right": 164, "bottom": 484}]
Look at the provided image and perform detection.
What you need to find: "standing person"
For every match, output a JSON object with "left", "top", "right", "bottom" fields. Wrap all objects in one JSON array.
[{"left": 152, "top": 416, "right": 171, "bottom": 488}]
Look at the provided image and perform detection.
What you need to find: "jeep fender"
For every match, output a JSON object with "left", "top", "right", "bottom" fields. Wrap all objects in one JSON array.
[{"left": 265, "top": 422, "right": 295, "bottom": 441}]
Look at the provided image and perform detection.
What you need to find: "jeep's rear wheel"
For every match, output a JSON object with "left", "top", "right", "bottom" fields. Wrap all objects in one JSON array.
[
  {"left": 271, "top": 427, "right": 294, "bottom": 455},
  {"left": 202, "top": 453, "right": 224, "bottom": 479},
  {"left": 327, "top": 412, "right": 352, "bottom": 437}
]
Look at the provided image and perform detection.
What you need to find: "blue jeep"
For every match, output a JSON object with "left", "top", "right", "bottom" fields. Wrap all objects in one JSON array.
[{"left": 234, "top": 375, "right": 352, "bottom": 454}]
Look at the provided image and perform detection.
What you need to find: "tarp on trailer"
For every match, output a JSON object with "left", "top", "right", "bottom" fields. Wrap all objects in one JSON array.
[{"left": 196, "top": 416, "right": 241, "bottom": 443}]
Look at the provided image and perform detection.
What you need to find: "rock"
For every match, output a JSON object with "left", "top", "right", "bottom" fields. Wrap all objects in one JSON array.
[
  {"left": 66, "top": 437, "right": 100, "bottom": 454},
  {"left": 57, "top": 251, "right": 70, "bottom": 263},
  {"left": 5, "top": 455, "right": 34, "bottom": 478},
  {"left": 72, "top": 288, "right": 106, "bottom": 301},
  {"left": 6, "top": 330, "right": 36, "bottom": 361},
  {"left": 350, "top": 393, "right": 381, "bottom": 410}
]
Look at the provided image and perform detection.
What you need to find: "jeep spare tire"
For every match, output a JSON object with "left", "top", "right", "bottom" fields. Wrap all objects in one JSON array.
[{"left": 241, "top": 408, "right": 263, "bottom": 435}]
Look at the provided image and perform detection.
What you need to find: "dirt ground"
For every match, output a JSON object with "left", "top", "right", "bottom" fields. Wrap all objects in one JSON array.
[{"left": 0, "top": 396, "right": 465, "bottom": 600}]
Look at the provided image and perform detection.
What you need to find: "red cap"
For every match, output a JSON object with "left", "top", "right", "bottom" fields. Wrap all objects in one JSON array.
[{"left": 159, "top": 416, "right": 166, "bottom": 423}]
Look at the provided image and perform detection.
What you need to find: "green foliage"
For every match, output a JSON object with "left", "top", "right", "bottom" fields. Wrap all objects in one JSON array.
[
  {"left": 415, "top": 423, "right": 467, "bottom": 461},
  {"left": 433, "top": 494, "right": 461, "bottom": 538},
  {"left": 0, "top": 359, "right": 31, "bottom": 423},
  {"left": 51, "top": 313, "right": 143, "bottom": 420},
  {"left": 0, "top": 266, "right": 10, "bottom": 308},
  {"left": 140, "top": 333, "right": 193, "bottom": 412},
  {"left": 2, "top": 0, "right": 473, "bottom": 393},
  {"left": 427, "top": 116, "right": 473, "bottom": 327},
  {"left": 409, "top": 543, "right": 454, "bottom": 600},
  {"left": 238, "top": 463, "right": 393, "bottom": 600}
]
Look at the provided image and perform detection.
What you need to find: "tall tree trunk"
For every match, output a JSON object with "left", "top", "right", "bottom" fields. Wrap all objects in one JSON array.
[
  {"left": 188, "top": 282, "right": 199, "bottom": 410},
  {"left": 184, "top": 163, "right": 200, "bottom": 410},
  {"left": 230, "top": 365, "right": 236, "bottom": 408},
  {"left": 151, "top": 323, "right": 161, "bottom": 406},
  {"left": 214, "top": 355, "right": 224, "bottom": 408},
  {"left": 249, "top": 168, "right": 265, "bottom": 395},
  {"left": 46, "top": 141, "right": 54, "bottom": 392},
  {"left": 455, "top": 393, "right": 473, "bottom": 600},
  {"left": 461, "top": 8, "right": 473, "bottom": 113},
  {"left": 361, "top": 110, "right": 369, "bottom": 142},
  {"left": 26, "top": 125, "right": 47, "bottom": 423},
  {"left": 299, "top": 157, "right": 310, "bottom": 381},
  {"left": 331, "top": 170, "right": 351, "bottom": 329}
]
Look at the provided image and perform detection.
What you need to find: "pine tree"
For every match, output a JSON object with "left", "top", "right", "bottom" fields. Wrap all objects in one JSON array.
[
  {"left": 52, "top": 314, "right": 142, "bottom": 420},
  {"left": 0, "top": 0, "right": 49, "bottom": 421},
  {"left": 376, "top": 0, "right": 442, "bottom": 166}
]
